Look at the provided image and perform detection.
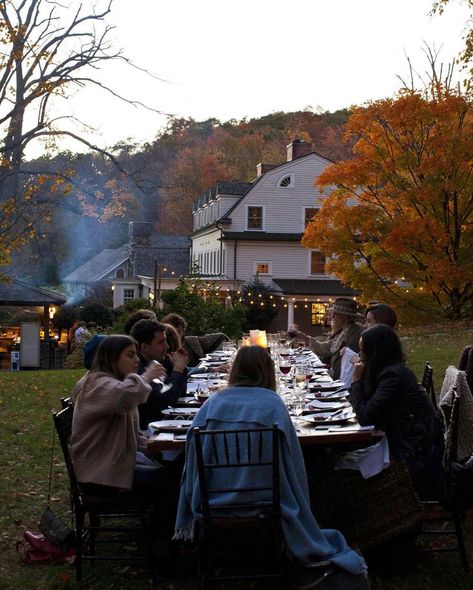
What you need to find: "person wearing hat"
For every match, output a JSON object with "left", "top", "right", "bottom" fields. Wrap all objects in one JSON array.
[{"left": 298, "top": 298, "right": 364, "bottom": 381}]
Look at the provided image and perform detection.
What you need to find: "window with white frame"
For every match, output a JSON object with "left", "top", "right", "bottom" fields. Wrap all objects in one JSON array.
[
  {"left": 304, "top": 207, "right": 319, "bottom": 227},
  {"left": 123, "top": 288, "right": 136, "bottom": 303},
  {"left": 277, "top": 173, "right": 294, "bottom": 188},
  {"left": 254, "top": 262, "right": 272, "bottom": 275},
  {"left": 310, "top": 251, "right": 326, "bottom": 275},
  {"left": 247, "top": 206, "right": 263, "bottom": 230}
]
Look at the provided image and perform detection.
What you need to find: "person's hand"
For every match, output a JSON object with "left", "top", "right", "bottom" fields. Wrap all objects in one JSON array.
[
  {"left": 211, "top": 361, "right": 230, "bottom": 373},
  {"left": 171, "top": 347, "right": 189, "bottom": 373},
  {"left": 352, "top": 361, "right": 365, "bottom": 382},
  {"left": 142, "top": 361, "right": 167, "bottom": 383},
  {"left": 349, "top": 354, "right": 361, "bottom": 365}
]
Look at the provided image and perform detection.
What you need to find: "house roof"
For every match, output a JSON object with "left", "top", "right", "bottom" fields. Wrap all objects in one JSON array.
[
  {"left": 220, "top": 232, "right": 303, "bottom": 242},
  {"left": 0, "top": 279, "right": 66, "bottom": 306},
  {"left": 192, "top": 181, "right": 252, "bottom": 212},
  {"left": 271, "top": 279, "right": 356, "bottom": 297},
  {"left": 132, "top": 235, "right": 190, "bottom": 277},
  {"left": 62, "top": 245, "right": 128, "bottom": 284}
]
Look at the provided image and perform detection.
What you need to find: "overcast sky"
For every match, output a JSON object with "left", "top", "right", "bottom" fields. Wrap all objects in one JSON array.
[{"left": 29, "top": 0, "right": 471, "bottom": 156}]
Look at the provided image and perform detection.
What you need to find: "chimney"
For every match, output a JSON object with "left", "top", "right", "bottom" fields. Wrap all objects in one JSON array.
[
  {"left": 286, "top": 138, "right": 312, "bottom": 162},
  {"left": 128, "top": 221, "right": 152, "bottom": 245},
  {"left": 256, "top": 162, "right": 278, "bottom": 177}
]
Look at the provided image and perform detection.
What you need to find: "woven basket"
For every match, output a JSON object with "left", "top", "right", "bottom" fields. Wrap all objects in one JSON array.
[{"left": 309, "top": 460, "right": 424, "bottom": 550}]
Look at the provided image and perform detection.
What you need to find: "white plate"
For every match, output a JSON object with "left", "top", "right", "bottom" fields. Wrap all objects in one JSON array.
[
  {"left": 309, "top": 381, "right": 345, "bottom": 391},
  {"left": 306, "top": 390, "right": 349, "bottom": 401},
  {"left": 306, "top": 399, "right": 351, "bottom": 411},
  {"left": 161, "top": 408, "right": 199, "bottom": 417},
  {"left": 189, "top": 373, "right": 221, "bottom": 379},
  {"left": 302, "top": 411, "right": 356, "bottom": 425},
  {"left": 149, "top": 420, "right": 193, "bottom": 433}
]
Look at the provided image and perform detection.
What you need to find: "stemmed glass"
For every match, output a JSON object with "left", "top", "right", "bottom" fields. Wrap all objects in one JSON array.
[{"left": 148, "top": 360, "right": 172, "bottom": 393}]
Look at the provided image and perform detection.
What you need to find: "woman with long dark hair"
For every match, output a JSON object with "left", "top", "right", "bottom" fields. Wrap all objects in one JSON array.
[{"left": 349, "top": 325, "right": 444, "bottom": 494}]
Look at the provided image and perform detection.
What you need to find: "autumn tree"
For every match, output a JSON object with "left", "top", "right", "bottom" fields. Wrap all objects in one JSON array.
[
  {"left": 0, "top": 0, "right": 157, "bottom": 278},
  {"left": 302, "top": 65, "right": 473, "bottom": 321}
]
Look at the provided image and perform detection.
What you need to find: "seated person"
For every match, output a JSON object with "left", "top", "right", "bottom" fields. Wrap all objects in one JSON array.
[
  {"left": 124, "top": 308, "right": 157, "bottom": 335},
  {"left": 70, "top": 335, "right": 167, "bottom": 497},
  {"left": 286, "top": 324, "right": 300, "bottom": 349},
  {"left": 349, "top": 324, "right": 444, "bottom": 496},
  {"left": 131, "top": 319, "right": 188, "bottom": 430},
  {"left": 298, "top": 298, "right": 364, "bottom": 380},
  {"left": 161, "top": 312, "right": 229, "bottom": 366},
  {"left": 364, "top": 302, "right": 397, "bottom": 329},
  {"left": 175, "top": 345, "right": 368, "bottom": 582},
  {"left": 458, "top": 345, "right": 473, "bottom": 392}
]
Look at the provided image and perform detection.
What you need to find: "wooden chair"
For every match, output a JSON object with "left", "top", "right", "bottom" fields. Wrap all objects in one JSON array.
[
  {"left": 421, "top": 362, "right": 437, "bottom": 409},
  {"left": 52, "top": 406, "right": 158, "bottom": 585},
  {"left": 192, "top": 424, "right": 285, "bottom": 588},
  {"left": 420, "top": 388, "right": 469, "bottom": 571}
]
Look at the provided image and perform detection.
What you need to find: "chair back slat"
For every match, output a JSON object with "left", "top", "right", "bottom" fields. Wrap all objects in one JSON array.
[
  {"left": 447, "top": 387, "right": 461, "bottom": 465},
  {"left": 192, "top": 424, "right": 281, "bottom": 523}
]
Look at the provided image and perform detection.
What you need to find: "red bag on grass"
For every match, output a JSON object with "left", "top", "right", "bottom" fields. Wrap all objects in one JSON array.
[{"left": 17, "top": 531, "right": 76, "bottom": 566}]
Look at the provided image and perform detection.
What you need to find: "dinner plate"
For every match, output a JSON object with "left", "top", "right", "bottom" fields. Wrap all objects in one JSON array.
[
  {"left": 306, "top": 399, "right": 351, "bottom": 411},
  {"left": 189, "top": 373, "right": 222, "bottom": 379},
  {"left": 301, "top": 411, "right": 356, "bottom": 425},
  {"left": 149, "top": 420, "right": 193, "bottom": 433},
  {"left": 309, "top": 381, "right": 345, "bottom": 391},
  {"left": 202, "top": 360, "right": 226, "bottom": 367},
  {"left": 306, "top": 390, "right": 349, "bottom": 401},
  {"left": 161, "top": 407, "right": 199, "bottom": 417}
]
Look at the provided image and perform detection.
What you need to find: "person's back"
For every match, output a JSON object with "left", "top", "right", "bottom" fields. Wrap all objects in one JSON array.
[{"left": 175, "top": 346, "right": 368, "bottom": 584}]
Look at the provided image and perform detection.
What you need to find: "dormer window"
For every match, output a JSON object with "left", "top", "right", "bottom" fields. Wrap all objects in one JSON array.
[{"left": 277, "top": 173, "right": 294, "bottom": 188}]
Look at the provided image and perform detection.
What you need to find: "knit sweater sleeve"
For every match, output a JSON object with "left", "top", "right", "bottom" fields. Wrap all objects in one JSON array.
[{"left": 79, "top": 373, "right": 151, "bottom": 416}]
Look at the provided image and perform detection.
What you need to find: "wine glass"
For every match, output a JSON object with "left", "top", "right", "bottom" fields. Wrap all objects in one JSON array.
[
  {"left": 148, "top": 360, "right": 172, "bottom": 393},
  {"left": 279, "top": 359, "right": 292, "bottom": 376}
]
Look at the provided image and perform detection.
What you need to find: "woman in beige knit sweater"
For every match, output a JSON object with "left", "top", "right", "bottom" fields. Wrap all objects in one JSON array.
[{"left": 70, "top": 334, "right": 167, "bottom": 496}]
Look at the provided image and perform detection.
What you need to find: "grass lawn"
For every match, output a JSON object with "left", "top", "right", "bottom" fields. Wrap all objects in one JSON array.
[{"left": 0, "top": 329, "right": 472, "bottom": 589}]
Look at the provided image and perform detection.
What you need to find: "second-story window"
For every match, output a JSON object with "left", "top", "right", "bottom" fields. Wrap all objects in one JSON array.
[
  {"left": 247, "top": 206, "right": 263, "bottom": 230},
  {"left": 305, "top": 208, "right": 319, "bottom": 227},
  {"left": 310, "top": 251, "right": 326, "bottom": 275}
]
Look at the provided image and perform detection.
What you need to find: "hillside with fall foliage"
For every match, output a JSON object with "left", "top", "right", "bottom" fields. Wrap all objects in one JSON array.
[{"left": 7, "top": 109, "right": 353, "bottom": 285}]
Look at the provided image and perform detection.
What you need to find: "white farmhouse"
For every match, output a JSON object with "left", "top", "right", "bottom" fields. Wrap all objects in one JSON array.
[{"left": 190, "top": 139, "right": 356, "bottom": 333}]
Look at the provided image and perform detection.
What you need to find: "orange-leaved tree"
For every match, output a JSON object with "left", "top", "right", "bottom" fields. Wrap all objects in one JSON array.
[{"left": 302, "top": 78, "right": 473, "bottom": 321}]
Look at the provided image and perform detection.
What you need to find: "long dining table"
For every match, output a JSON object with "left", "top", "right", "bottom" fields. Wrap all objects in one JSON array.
[{"left": 147, "top": 345, "right": 383, "bottom": 455}]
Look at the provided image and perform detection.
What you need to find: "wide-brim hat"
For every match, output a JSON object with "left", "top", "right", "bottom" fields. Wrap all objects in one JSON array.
[{"left": 329, "top": 298, "right": 359, "bottom": 317}]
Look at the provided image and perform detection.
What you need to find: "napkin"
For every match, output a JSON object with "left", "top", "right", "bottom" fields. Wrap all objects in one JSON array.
[{"left": 334, "top": 435, "right": 390, "bottom": 479}]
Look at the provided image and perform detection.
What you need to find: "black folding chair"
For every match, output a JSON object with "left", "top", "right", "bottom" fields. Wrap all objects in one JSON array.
[
  {"left": 52, "top": 406, "right": 158, "bottom": 585},
  {"left": 193, "top": 424, "right": 285, "bottom": 588},
  {"left": 420, "top": 388, "right": 469, "bottom": 571},
  {"left": 421, "top": 362, "right": 437, "bottom": 409}
]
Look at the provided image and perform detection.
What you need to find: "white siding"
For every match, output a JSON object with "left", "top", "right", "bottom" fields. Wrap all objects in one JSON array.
[
  {"left": 229, "top": 154, "right": 334, "bottom": 233},
  {"left": 222, "top": 241, "right": 336, "bottom": 282},
  {"left": 192, "top": 229, "right": 223, "bottom": 275}
]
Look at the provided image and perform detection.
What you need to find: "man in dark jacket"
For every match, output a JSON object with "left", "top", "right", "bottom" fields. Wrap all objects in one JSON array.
[{"left": 131, "top": 319, "right": 188, "bottom": 430}]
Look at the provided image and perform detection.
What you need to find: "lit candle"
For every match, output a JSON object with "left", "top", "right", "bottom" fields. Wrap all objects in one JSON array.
[{"left": 250, "top": 330, "right": 267, "bottom": 348}]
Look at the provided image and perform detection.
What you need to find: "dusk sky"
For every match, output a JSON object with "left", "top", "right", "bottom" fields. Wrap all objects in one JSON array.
[{"left": 28, "top": 0, "right": 471, "bottom": 156}]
